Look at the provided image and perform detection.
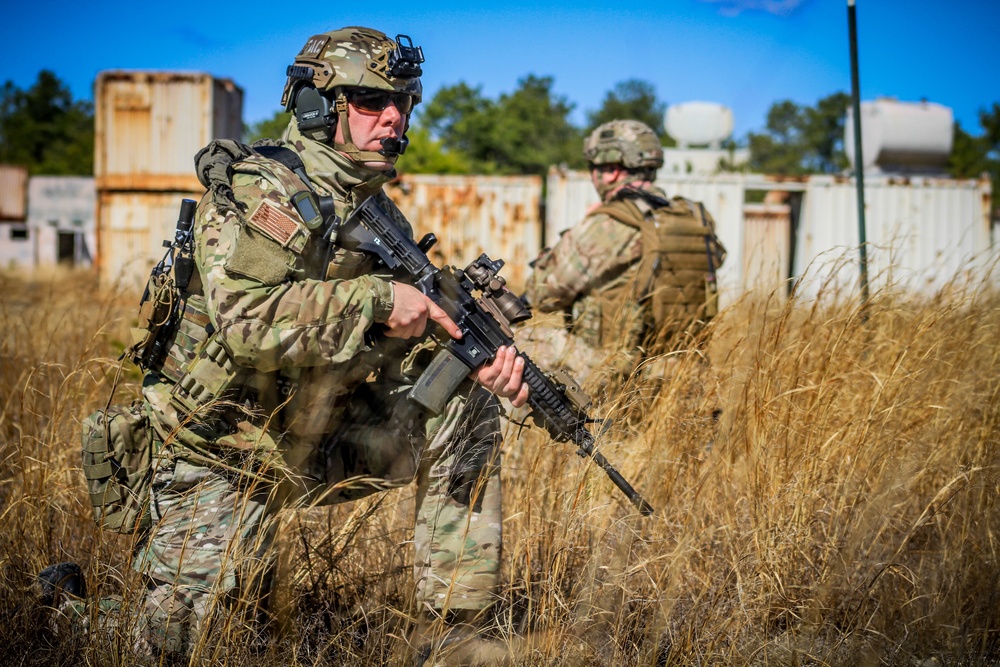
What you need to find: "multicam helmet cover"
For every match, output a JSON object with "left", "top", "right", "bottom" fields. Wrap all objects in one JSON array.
[
  {"left": 280, "top": 26, "right": 423, "bottom": 108},
  {"left": 281, "top": 26, "right": 424, "bottom": 162},
  {"left": 583, "top": 120, "right": 664, "bottom": 170}
]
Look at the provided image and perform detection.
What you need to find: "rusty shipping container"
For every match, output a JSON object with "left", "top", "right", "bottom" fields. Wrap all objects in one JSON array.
[
  {"left": 386, "top": 174, "right": 542, "bottom": 291},
  {"left": 95, "top": 71, "right": 243, "bottom": 192},
  {"left": 97, "top": 190, "right": 201, "bottom": 288},
  {"left": 99, "top": 174, "right": 542, "bottom": 289},
  {"left": 0, "top": 164, "right": 29, "bottom": 221}
]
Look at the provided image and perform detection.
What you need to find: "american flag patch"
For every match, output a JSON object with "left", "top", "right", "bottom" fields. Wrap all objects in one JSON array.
[{"left": 247, "top": 201, "right": 300, "bottom": 246}]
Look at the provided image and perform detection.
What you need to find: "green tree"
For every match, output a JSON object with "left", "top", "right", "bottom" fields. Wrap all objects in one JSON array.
[
  {"left": 949, "top": 102, "right": 1000, "bottom": 217},
  {"left": 747, "top": 93, "right": 850, "bottom": 175},
  {"left": 488, "top": 75, "right": 582, "bottom": 175},
  {"left": 246, "top": 110, "right": 291, "bottom": 143},
  {"left": 802, "top": 92, "right": 851, "bottom": 173},
  {"left": 947, "top": 122, "right": 990, "bottom": 179},
  {"left": 0, "top": 70, "right": 94, "bottom": 175},
  {"left": 416, "top": 76, "right": 582, "bottom": 175},
  {"left": 585, "top": 79, "right": 668, "bottom": 139},
  {"left": 397, "top": 126, "right": 472, "bottom": 174}
]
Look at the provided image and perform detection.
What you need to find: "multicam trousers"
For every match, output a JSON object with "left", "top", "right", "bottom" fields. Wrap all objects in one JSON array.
[{"left": 100, "top": 384, "right": 502, "bottom": 659}]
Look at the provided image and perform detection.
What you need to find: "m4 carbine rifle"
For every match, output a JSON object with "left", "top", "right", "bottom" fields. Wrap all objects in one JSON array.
[{"left": 340, "top": 196, "right": 654, "bottom": 516}]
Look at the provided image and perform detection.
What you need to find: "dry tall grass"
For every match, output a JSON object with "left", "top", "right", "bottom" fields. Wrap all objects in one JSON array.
[{"left": 1, "top": 262, "right": 999, "bottom": 666}]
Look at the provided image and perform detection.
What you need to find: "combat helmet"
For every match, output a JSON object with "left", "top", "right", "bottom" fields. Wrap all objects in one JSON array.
[
  {"left": 280, "top": 26, "right": 424, "bottom": 163},
  {"left": 583, "top": 120, "right": 664, "bottom": 170}
]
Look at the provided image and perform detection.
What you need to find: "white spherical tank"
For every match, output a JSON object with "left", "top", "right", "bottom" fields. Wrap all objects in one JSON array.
[
  {"left": 845, "top": 99, "right": 953, "bottom": 172},
  {"left": 664, "top": 102, "right": 734, "bottom": 148}
]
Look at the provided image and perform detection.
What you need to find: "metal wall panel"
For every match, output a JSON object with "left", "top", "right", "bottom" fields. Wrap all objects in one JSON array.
[
  {"left": 793, "top": 175, "right": 993, "bottom": 298},
  {"left": 95, "top": 71, "right": 243, "bottom": 191},
  {"left": 386, "top": 174, "right": 542, "bottom": 291},
  {"left": 97, "top": 190, "right": 202, "bottom": 288},
  {"left": 0, "top": 164, "right": 29, "bottom": 220},
  {"left": 95, "top": 176, "right": 541, "bottom": 290}
]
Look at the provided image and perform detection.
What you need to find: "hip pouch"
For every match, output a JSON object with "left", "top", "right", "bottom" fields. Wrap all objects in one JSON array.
[{"left": 81, "top": 402, "right": 159, "bottom": 534}]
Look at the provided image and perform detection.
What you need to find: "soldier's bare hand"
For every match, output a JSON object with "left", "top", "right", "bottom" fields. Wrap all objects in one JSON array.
[
  {"left": 473, "top": 345, "right": 529, "bottom": 407},
  {"left": 384, "top": 282, "right": 462, "bottom": 340}
]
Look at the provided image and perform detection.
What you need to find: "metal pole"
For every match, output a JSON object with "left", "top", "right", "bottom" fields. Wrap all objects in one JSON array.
[{"left": 848, "top": 0, "right": 870, "bottom": 306}]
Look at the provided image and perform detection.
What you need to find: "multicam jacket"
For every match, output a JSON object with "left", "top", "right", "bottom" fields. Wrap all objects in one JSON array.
[
  {"left": 526, "top": 184, "right": 725, "bottom": 353},
  {"left": 142, "top": 123, "right": 420, "bottom": 476}
]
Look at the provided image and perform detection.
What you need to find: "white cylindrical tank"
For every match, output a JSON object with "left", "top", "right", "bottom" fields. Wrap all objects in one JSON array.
[
  {"left": 844, "top": 99, "right": 953, "bottom": 172},
  {"left": 664, "top": 102, "right": 734, "bottom": 148}
]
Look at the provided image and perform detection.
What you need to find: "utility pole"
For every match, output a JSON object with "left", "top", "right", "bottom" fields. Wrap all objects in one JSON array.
[{"left": 848, "top": 0, "right": 870, "bottom": 307}]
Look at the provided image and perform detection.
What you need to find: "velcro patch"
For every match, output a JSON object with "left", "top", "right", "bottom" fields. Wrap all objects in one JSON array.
[
  {"left": 300, "top": 35, "right": 330, "bottom": 58},
  {"left": 247, "top": 200, "right": 301, "bottom": 247}
]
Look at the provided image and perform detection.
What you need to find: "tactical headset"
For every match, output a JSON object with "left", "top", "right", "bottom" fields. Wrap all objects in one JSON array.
[{"left": 282, "top": 33, "right": 424, "bottom": 161}]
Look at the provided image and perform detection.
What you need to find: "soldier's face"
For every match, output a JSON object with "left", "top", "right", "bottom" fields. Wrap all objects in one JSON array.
[
  {"left": 335, "top": 94, "right": 407, "bottom": 171},
  {"left": 591, "top": 165, "right": 624, "bottom": 188}
]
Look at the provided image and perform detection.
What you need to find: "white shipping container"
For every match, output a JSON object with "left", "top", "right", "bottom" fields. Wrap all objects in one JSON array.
[
  {"left": 95, "top": 71, "right": 243, "bottom": 191},
  {"left": 793, "top": 175, "right": 993, "bottom": 298},
  {"left": 0, "top": 222, "right": 33, "bottom": 268}
]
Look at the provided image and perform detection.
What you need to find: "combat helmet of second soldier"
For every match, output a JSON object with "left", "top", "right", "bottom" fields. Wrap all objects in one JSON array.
[
  {"left": 280, "top": 26, "right": 424, "bottom": 163},
  {"left": 583, "top": 119, "right": 664, "bottom": 171}
]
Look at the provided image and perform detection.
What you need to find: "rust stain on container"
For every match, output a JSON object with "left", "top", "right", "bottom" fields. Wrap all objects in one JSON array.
[
  {"left": 0, "top": 164, "right": 29, "bottom": 220},
  {"left": 97, "top": 190, "right": 204, "bottom": 287},
  {"left": 386, "top": 174, "right": 542, "bottom": 291}
]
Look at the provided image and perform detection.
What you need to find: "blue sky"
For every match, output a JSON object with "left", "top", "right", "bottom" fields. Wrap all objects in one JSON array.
[{"left": 2, "top": 0, "right": 997, "bottom": 140}]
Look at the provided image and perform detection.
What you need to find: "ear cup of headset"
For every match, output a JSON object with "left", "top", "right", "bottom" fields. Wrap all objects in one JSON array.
[{"left": 293, "top": 86, "right": 336, "bottom": 142}]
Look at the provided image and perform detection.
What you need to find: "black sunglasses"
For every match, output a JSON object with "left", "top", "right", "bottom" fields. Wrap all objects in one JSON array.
[{"left": 345, "top": 88, "right": 415, "bottom": 115}]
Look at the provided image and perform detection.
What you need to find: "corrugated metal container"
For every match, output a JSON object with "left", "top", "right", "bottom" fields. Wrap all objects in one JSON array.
[
  {"left": 95, "top": 71, "right": 243, "bottom": 191},
  {"left": 97, "top": 175, "right": 541, "bottom": 290},
  {"left": 386, "top": 174, "right": 542, "bottom": 291},
  {"left": 794, "top": 174, "right": 993, "bottom": 298},
  {"left": 97, "top": 190, "right": 202, "bottom": 288},
  {"left": 0, "top": 164, "right": 29, "bottom": 220}
]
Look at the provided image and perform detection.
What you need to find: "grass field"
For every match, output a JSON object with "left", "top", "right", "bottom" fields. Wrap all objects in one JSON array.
[{"left": 1, "top": 263, "right": 999, "bottom": 666}]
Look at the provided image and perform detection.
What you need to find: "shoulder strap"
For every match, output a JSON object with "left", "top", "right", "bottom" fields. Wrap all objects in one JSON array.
[
  {"left": 591, "top": 198, "right": 649, "bottom": 231},
  {"left": 253, "top": 144, "right": 308, "bottom": 184}
]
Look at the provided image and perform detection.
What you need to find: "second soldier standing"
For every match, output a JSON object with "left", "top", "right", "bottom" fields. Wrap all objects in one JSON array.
[{"left": 522, "top": 119, "right": 727, "bottom": 386}]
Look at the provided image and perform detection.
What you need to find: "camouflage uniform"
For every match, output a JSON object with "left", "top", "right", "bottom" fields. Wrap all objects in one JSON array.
[
  {"left": 101, "top": 28, "right": 503, "bottom": 660},
  {"left": 523, "top": 120, "right": 725, "bottom": 385}
]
